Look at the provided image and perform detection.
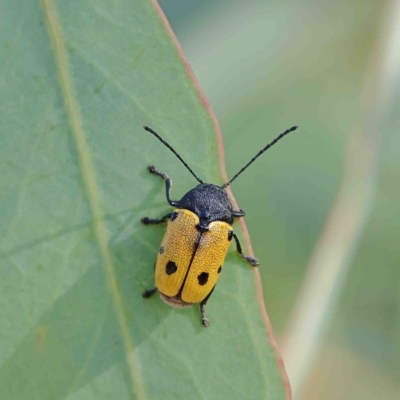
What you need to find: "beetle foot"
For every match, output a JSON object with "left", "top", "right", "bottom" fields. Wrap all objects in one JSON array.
[
  {"left": 147, "top": 165, "right": 168, "bottom": 180},
  {"left": 142, "top": 287, "right": 157, "bottom": 298},
  {"left": 200, "top": 303, "right": 210, "bottom": 327},
  {"left": 141, "top": 217, "right": 151, "bottom": 224},
  {"left": 249, "top": 257, "right": 260, "bottom": 267},
  {"left": 241, "top": 254, "right": 260, "bottom": 267}
]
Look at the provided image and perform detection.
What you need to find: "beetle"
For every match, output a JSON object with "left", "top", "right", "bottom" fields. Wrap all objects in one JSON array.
[{"left": 141, "top": 124, "right": 298, "bottom": 326}]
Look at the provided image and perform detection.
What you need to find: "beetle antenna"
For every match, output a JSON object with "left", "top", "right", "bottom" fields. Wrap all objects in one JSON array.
[
  {"left": 222, "top": 125, "right": 298, "bottom": 188},
  {"left": 143, "top": 126, "right": 204, "bottom": 184}
]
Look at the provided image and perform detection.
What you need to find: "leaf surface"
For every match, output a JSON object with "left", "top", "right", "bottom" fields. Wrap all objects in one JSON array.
[{"left": 0, "top": 1, "right": 289, "bottom": 399}]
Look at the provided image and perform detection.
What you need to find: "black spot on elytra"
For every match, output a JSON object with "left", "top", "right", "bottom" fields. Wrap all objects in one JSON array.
[
  {"left": 228, "top": 230, "right": 233, "bottom": 241},
  {"left": 166, "top": 261, "right": 177, "bottom": 275},
  {"left": 217, "top": 266, "right": 222, "bottom": 274},
  {"left": 170, "top": 212, "right": 178, "bottom": 221},
  {"left": 159, "top": 246, "right": 164, "bottom": 255},
  {"left": 197, "top": 272, "right": 209, "bottom": 285}
]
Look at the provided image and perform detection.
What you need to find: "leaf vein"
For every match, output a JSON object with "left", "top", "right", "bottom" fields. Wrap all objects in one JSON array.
[{"left": 40, "top": 1, "right": 146, "bottom": 399}]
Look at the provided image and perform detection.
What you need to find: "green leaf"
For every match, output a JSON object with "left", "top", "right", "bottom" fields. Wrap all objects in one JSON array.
[{"left": 0, "top": 1, "right": 289, "bottom": 399}]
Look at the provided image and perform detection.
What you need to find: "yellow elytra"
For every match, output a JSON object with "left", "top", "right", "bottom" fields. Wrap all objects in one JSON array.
[
  {"left": 141, "top": 125, "right": 298, "bottom": 327},
  {"left": 155, "top": 209, "right": 231, "bottom": 304}
]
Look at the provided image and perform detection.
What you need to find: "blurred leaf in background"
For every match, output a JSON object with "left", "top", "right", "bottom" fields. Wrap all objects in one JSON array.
[{"left": 159, "top": 0, "right": 400, "bottom": 398}]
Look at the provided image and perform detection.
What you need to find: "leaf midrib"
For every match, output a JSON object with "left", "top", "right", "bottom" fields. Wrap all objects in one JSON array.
[{"left": 40, "top": 1, "right": 145, "bottom": 398}]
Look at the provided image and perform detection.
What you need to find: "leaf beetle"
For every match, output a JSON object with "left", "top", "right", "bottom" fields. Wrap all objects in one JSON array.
[{"left": 141, "top": 125, "right": 298, "bottom": 326}]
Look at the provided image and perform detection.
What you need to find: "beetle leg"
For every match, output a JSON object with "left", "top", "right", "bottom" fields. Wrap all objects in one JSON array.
[
  {"left": 232, "top": 209, "right": 245, "bottom": 218},
  {"left": 141, "top": 213, "right": 172, "bottom": 225},
  {"left": 142, "top": 287, "right": 157, "bottom": 298},
  {"left": 147, "top": 165, "right": 179, "bottom": 207},
  {"left": 199, "top": 286, "right": 215, "bottom": 327},
  {"left": 200, "top": 303, "right": 209, "bottom": 327},
  {"left": 232, "top": 233, "right": 259, "bottom": 266}
]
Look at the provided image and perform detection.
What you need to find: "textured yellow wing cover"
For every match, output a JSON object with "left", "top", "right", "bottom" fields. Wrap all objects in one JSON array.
[{"left": 155, "top": 209, "right": 232, "bottom": 304}]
